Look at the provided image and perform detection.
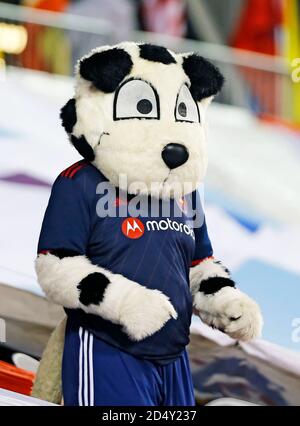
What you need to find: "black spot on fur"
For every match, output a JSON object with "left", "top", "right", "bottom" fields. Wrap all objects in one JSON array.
[
  {"left": 60, "top": 98, "right": 77, "bottom": 133},
  {"left": 139, "top": 43, "right": 176, "bottom": 65},
  {"left": 71, "top": 135, "right": 95, "bottom": 162},
  {"left": 200, "top": 277, "right": 235, "bottom": 295},
  {"left": 182, "top": 54, "right": 224, "bottom": 101},
  {"left": 230, "top": 315, "right": 242, "bottom": 321},
  {"left": 49, "top": 248, "right": 81, "bottom": 259},
  {"left": 78, "top": 272, "right": 110, "bottom": 306},
  {"left": 79, "top": 48, "right": 133, "bottom": 93},
  {"left": 214, "top": 260, "right": 230, "bottom": 275}
]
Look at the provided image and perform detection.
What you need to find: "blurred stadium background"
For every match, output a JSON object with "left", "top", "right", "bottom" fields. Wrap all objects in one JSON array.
[{"left": 0, "top": 0, "right": 300, "bottom": 405}]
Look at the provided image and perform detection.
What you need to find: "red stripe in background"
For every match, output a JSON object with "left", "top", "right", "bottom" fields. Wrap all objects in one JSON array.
[{"left": 191, "top": 256, "right": 214, "bottom": 267}]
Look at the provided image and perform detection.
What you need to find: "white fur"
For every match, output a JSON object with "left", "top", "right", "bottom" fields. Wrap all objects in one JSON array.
[
  {"left": 190, "top": 257, "right": 230, "bottom": 296},
  {"left": 73, "top": 42, "right": 210, "bottom": 199},
  {"left": 35, "top": 253, "right": 101, "bottom": 308},
  {"left": 190, "top": 257, "right": 263, "bottom": 341},
  {"left": 85, "top": 274, "right": 177, "bottom": 341},
  {"left": 193, "top": 286, "right": 263, "bottom": 341},
  {"left": 35, "top": 253, "right": 177, "bottom": 341}
]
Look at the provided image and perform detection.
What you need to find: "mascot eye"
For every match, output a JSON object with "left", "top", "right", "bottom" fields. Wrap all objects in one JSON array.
[
  {"left": 137, "top": 99, "right": 153, "bottom": 114},
  {"left": 114, "top": 79, "right": 159, "bottom": 120},
  {"left": 175, "top": 84, "right": 200, "bottom": 123}
]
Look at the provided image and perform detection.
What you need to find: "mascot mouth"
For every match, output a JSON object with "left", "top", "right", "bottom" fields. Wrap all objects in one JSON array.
[
  {"left": 163, "top": 171, "right": 171, "bottom": 184},
  {"left": 97, "top": 131, "right": 110, "bottom": 146}
]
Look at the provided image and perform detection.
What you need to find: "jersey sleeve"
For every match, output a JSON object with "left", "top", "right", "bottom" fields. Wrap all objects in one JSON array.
[
  {"left": 38, "top": 175, "right": 92, "bottom": 255},
  {"left": 191, "top": 189, "right": 213, "bottom": 266}
]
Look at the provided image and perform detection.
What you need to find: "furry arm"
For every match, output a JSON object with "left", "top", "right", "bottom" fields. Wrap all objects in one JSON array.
[
  {"left": 35, "top": 250, "right": 177, "bottom": 341},
  {"left": 190, "top": 257, "right": 263, "bottom": 341}
]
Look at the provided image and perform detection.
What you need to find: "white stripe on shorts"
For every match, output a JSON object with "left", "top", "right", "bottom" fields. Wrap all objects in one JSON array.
[
  {"left": 78, "top": 328, "right": 94, "bottom": 406},
  {"left": 89, "top": 333, "right": 94, "bottom": 406},
  {"left": 78, "top": 327, "right": 83, "bottom": 406}
]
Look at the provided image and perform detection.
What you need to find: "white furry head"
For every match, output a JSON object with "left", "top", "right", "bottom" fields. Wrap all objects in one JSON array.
[{"left": 61, "top": 42, "right": 224, "bottom": 198}]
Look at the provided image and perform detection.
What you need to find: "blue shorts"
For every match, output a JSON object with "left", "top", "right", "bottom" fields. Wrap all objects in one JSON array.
[{"left": 62, "top": 320, "right": 195, "bottom": 406}]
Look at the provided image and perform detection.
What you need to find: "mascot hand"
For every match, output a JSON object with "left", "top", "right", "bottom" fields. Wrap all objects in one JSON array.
[
  {"left": 79, "top": 273, "right": 177, "bottom": 341},
  {"left": 194, "top": 286, "right": 263, "bottom": 341},
  {"left": 190, "top": 258, "right": 263, "bottom": 341}
]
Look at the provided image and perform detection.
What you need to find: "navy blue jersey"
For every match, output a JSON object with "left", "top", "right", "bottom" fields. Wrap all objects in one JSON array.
[{"left": 38, "top": 162, "right": 213, "bottom": 364}]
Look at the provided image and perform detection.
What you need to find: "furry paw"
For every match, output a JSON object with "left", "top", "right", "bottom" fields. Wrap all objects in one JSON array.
[
  {"left": 194, "top": 287, "right": 263, "bottom": 341},
  {"left": 119, "top": 288, "right": 178, "bottom": 341}
]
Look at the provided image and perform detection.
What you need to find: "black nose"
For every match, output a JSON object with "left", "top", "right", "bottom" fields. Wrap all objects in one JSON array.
[{"left": 162, "top": 143, "right": 189, "bottom": 170}]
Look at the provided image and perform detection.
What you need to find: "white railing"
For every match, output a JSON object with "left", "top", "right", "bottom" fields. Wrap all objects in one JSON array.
[
  {"left": 0, "top": 2, "right": 294, "bottom": 121},
  {"left": 206, "top": 398, "right": 259, "bottom": 406},
  {"left": 0, "top": 2, "right": 288, "bottom": 72}
]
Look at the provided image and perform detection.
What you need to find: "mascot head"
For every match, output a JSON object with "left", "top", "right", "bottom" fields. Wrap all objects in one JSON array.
[{"left": 60, "top": 42, "right": 224, "bottom": 198}]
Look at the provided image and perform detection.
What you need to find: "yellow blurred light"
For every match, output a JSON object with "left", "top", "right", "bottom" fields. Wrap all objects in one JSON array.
[{"left": 0, "top": 23, "right": 28, "bottom": 54}]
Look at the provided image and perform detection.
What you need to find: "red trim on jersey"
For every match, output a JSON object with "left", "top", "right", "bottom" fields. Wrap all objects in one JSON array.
[
  {"left": 60, "top": 161, "right": 83, "bottom": 177},
  {"left": 60, "top": 161, "right": 88, "bottom": 178},
  {"left": 38, "top": 250, "right": 50, "bottom": 255},
  {"left": 191, "top": 256, "right": 214, "bottom": 267},
  {"left": 65, "top": 162, "right": 84, "bottom": 177},
  {"left": 69, "top": 162, "right": 88, "bottom": 178}
]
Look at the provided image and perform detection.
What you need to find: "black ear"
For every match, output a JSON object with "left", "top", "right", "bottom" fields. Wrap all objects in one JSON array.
[
  {"left": 79, "top": 48, "right": 133, "bottom": 93},
  {"left": 60, "top": 98, "right": 77, "bottom": 133},
  {"left": 182, "top": 54, "right": 224, "bottom": 101},
  {"left": 139, "top": 43, "right": 176, "bottom": 64}
]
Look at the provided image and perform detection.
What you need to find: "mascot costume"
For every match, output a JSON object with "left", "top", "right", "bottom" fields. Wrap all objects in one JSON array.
[{"left": 32, "top": 42, "right": 263, "bottom": 406}]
